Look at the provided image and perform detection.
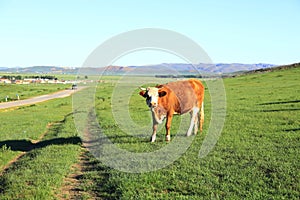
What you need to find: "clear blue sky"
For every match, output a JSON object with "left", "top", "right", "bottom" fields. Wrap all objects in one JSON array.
[{"left": 0, "top": 0, "right": 299, "bottom": 67}]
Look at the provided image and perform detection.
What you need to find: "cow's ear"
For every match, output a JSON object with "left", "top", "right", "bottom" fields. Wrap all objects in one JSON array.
[
  {"left": 158, "top": 91, "right": 167, "bottom": 97},
  {"left": 139, "top": 91, "right": 146, "bottom": 98}
]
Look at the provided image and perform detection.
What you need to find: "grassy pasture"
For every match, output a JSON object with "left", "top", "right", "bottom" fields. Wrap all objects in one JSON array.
[
  {"left": 0, "top": 66, "right": 299, "bottom": 199},
  {"left": 86, "top": 67, "right": 299, "bottom": 199},
  {"left": 0, "top": 97, "right": 82, "bottom": 199}
]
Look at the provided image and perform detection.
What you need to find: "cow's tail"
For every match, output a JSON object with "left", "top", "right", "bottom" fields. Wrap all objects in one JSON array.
[{"left": 199, "top": 101, "right": 204, "bottom": 132}]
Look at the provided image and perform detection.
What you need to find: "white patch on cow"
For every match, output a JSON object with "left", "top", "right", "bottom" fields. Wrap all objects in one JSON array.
[
  {"left": 186, "top": 106, "right": 200, "bottom": 137},
  {"left": 151, "top": 107, "right": 166, "bottom": 124},
  {"left": 166, "top": 135, "right": 170, "bottom": 141},
  {"left": 146, "top": 87, "right": 159, "bottom": 107},
  {"left": 151, "top": 134, "right": 156, "bottom": 142}
]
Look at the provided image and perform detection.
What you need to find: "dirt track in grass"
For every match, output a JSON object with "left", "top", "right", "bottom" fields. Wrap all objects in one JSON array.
[{"left": 57, "top": 148, "right": 100, "bottom": 200}]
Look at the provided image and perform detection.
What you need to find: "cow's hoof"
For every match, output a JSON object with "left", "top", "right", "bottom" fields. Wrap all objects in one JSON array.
[
  {"left": 150, "top": 135, "right": 156, "bottom": 142},
  {"left": 165, "top": 135, "right": 170, "bottom": 142}
]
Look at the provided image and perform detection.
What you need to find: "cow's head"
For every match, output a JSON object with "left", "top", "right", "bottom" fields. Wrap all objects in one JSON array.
[{"left": 139, "top": 86, "right": 167, "bottom": 108}]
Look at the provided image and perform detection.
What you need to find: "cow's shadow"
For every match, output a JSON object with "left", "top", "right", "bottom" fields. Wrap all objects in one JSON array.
[
  {"left": 0, "top": 112, "right": 84, "bottom": 152},
  {"left": 258, "top": 99, "right": 300, "bottom": 112},
  {"left": 0, "top": 137, "right": 82, "bottom": 152},
  {"left": 258, "top": 100, "right": 300, "bottom": 105}
]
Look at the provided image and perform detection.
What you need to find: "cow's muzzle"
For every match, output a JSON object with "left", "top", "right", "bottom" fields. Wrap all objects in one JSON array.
[{"left": 150, "top": 102, "right": 157, "bottom": 108}]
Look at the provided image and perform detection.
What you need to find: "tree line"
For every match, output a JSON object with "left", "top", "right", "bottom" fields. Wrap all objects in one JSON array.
[{"left": 0, "top": 75, "right": 57, "bottom": 80}]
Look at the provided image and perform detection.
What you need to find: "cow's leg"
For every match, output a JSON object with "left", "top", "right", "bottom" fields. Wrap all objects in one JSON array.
[
  {"left": 186, "top": 107, "right": 199, "bottom": 137},
  {"left": 151, "top": 122, "right": 158, "bottom": 142},
  {"left": 199, "top": 102, "right": 204, "bottom": 133},
  {"left": 193, "top": 111, "right": 199, "bottom": 135},
  {"left": 165, "top": 113, "right": 173, "bottom": 142}
]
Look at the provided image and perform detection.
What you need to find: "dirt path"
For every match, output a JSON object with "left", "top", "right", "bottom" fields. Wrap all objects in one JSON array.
[
  {"left": 0, "top": 86, "right": 86, "bottom": 110},
  {"left": 57, "top": 148, "right": 99, "bottom": 200}
]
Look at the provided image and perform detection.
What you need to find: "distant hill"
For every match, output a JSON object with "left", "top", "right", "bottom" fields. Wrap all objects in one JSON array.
[
  {"left": 242, "top": 62, "right": 300, "bottom": 75},
  {"left": 0, "top": 63, "right": 285, "bottom": 75},
  {"left": 0, "top": 66, "right": 76, "bottom": 74},
  {"left": 127, "top": 63, "right": 276, "bottom": 74}
]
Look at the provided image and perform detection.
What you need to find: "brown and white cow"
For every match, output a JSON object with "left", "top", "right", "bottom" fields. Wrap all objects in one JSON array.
[{"left": 139, "top": 79, "right": 204, "bottom": 142}]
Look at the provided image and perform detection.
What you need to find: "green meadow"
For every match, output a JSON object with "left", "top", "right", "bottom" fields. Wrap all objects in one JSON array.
[
  {"left": 0, "top": 97, "right": 82, "bottom": 199},
  {"left": 0, "top": 66, "right": 299, "bottom": 199},
  {"left": 0, "top": 84, "right": 71, "bottom": 102}
]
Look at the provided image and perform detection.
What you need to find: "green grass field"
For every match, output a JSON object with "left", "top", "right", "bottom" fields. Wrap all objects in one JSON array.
[
  {"left": 0, "top": 66, "right": 299, "bottom": 199},
  {"left": 0, "top": 83, "right": 71, "bottom": 102},
  {"left": 0, "top": 97, "right": 82, "bottom": 199},
  {"left": 86, "top": 67, "right": 299, "bottom": 199}
]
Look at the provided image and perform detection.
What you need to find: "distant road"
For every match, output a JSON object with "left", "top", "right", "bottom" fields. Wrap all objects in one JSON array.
[{"left": 0, "top": 87, "right": 86, "bottom": 110}]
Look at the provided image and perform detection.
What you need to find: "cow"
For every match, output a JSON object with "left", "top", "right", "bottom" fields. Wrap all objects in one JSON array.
[{"left": 139, "top": 79, "right": 204, "bottom": 142}]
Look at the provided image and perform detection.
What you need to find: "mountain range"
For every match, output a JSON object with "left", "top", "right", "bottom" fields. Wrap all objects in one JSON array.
[{"left": 0, "top": 63, "right": 278, "bottom": 75}]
